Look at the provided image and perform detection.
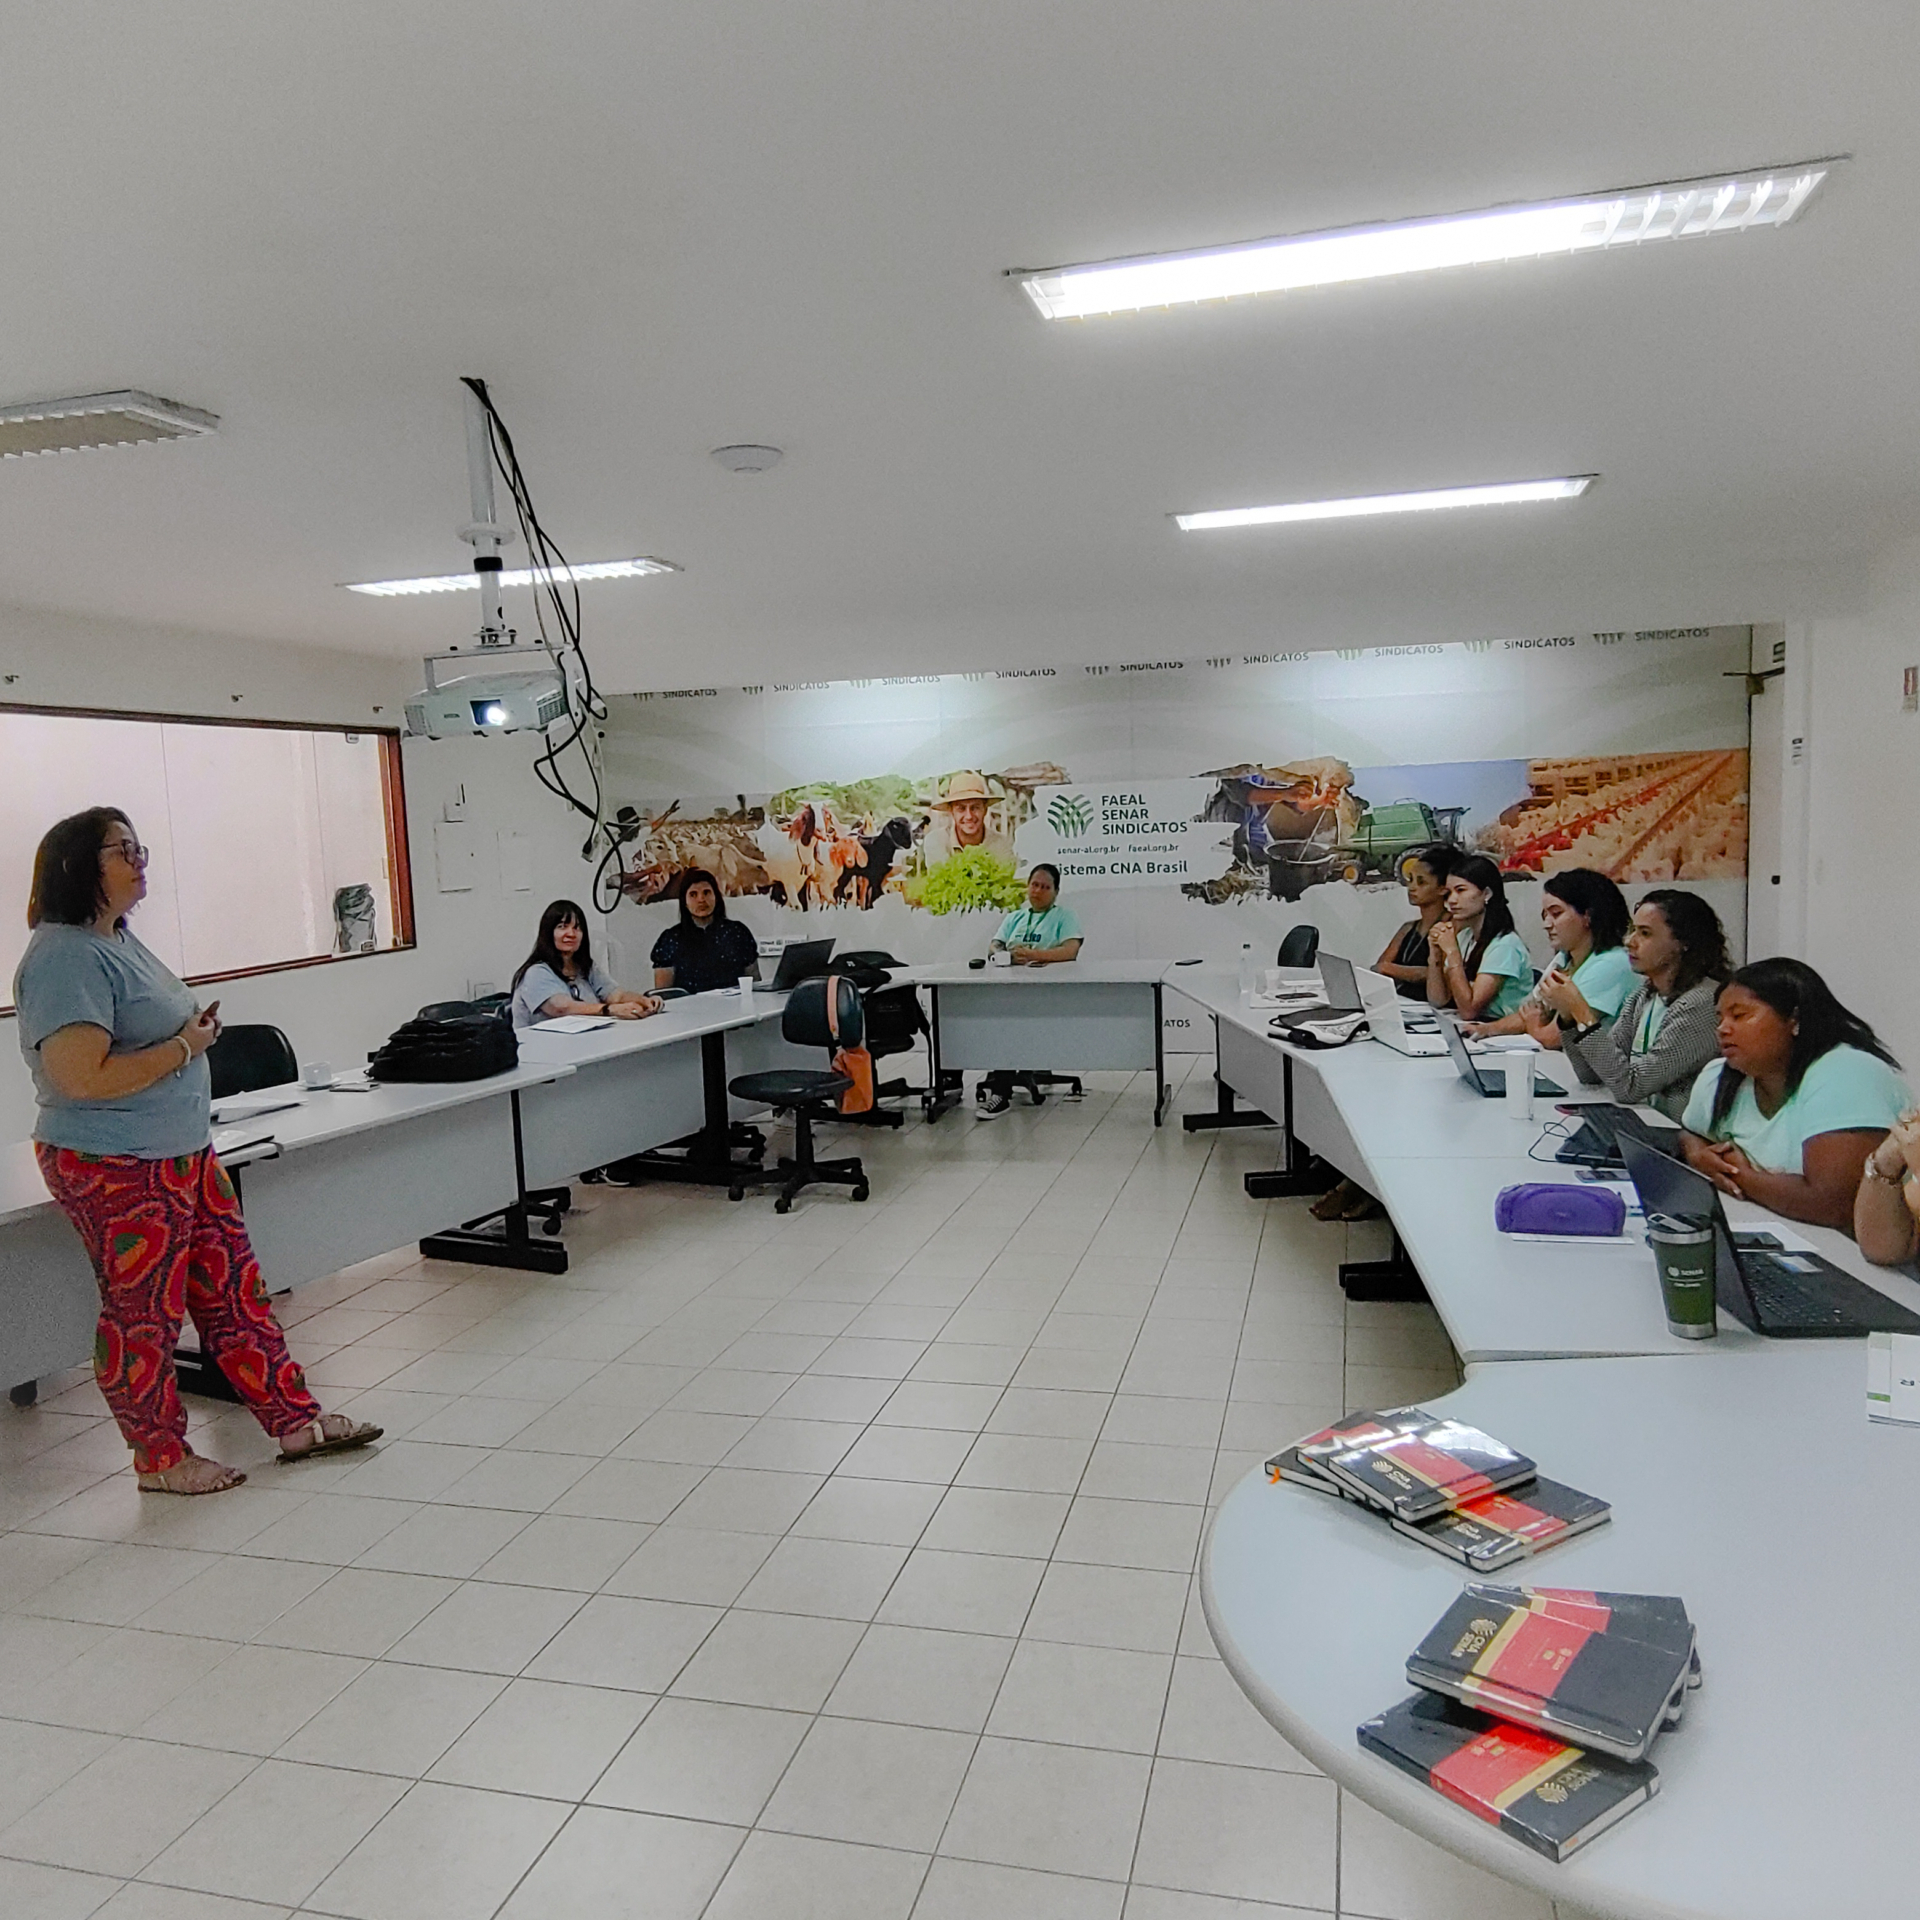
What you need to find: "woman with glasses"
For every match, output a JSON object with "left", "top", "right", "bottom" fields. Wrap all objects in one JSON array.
[{"left": 12, "top": 808, "right": 381, "bottom": 1495}]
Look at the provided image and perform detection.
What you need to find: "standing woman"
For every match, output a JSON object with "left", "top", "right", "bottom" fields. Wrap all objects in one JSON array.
[
  {"left": 1678, "top": 957, "right": 1911, "bottom": 1232},
  {"left": 1426, "top": 855, "right": 1532, "bottom": 1020},
  {"left": 1465, "top": 867, "right": 1634, "bottom": 1047},
  {"left": 511, "top": 899, "right": 661, "bottom": 1028},
  {"left": 1556, "top": 889, "right": 1729, "bottom": 1118},
  {"left": 14, "top": 809, "right": 380, "bottom": 1494},
  {"left": 1371, "top": 845, "right": 1456, "bottom": 1000},
  {"left": 651, "top": 868, "right": 760, "bottom": 993}
]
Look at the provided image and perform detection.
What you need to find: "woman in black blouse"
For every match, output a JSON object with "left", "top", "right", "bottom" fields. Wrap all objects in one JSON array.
[
  {"left": 1371, "top": 844, "right": 1456, "bottom": 1000},
  {"left": 651, "top": 869, "right": 761, "bottom": 993}
]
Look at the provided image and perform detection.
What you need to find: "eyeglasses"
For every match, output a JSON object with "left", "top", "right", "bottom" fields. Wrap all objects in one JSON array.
[{"left": 101, "top": 841, "right": 150, "bottom": 868}]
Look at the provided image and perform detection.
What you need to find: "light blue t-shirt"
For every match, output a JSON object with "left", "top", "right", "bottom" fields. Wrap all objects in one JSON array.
[
  {"left": 512, "top": 960, "right": 618, "bottom": 1028},
  {"left": 1465, "top": 928, "right": 1533, "bottom": 1019},
  {"left": 1681, "top": 1045, "right": 1914, "bottom": 1174},
  {"left": 995, "top": 903, "right": 1082, "bottom": 952},
  {"left": 1541, "top": 944, "right": 1638, "bottom": 1020},
  {"left": 13, "top": 922, "right": 211, "bottom": 1159}
]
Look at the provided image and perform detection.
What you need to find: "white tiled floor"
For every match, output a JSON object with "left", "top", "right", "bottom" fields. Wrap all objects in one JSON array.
[{"left": 0, "top": 1056, "right": 1593, "bottom": 1919}]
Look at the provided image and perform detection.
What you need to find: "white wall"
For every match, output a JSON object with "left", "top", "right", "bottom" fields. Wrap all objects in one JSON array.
[
  {"left": 0, "top": 601, "right": 608, "bottom": 1139},
  {"left": 1792, "top": 543, "right": 1920, "bottom": 1077}
]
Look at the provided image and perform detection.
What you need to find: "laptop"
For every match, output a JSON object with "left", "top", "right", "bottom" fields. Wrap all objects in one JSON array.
[
  {"left": 1439, "top": 1015, "right": 1566, "bottom": 1098},
  {"left": 1361, "top": 974, "right": 1446, "bottom": 1057},
  {"left": 1555, "top": 1101, "right": 1677, "bottom": 1167},
  {"left": 1271, "top": 952, "right": 1367, "bottom": 1038},
  {"left": 1618, "top": 1134, "right": 1920, "bottom": 1337},
  {"left": 753, "top": 938, "right": 835, "bottom": 992}
]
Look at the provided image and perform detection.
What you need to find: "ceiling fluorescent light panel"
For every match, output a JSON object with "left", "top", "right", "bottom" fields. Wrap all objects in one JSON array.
[
  {"left": 0, "top": 390, "right": 219, "bottom": 458},
  {"left": 1175, "top": 476, "right": 1595, "bottom": 532},
  {"left": 1019, "top": 161, "right": 1839, "bottom": 319},
  {"left": 346, "top": 557, "right": 679, "bottom": 597}
]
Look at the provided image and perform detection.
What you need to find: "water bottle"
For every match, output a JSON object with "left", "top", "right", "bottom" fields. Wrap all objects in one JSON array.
[{"left": 1238, "top": 942, "right": 1255, "bottom": 997}]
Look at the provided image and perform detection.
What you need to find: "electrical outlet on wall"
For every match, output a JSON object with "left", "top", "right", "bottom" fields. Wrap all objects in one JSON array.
[{"left": 443, "top": 784, "right": 468, "bottom": 823}]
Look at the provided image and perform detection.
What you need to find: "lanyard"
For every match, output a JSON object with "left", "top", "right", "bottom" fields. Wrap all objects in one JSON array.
[{"left": 1633, "top": 996, "right": 1661, "bottom": 1056}]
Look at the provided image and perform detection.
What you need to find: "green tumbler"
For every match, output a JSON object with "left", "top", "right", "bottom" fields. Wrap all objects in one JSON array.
[{"left": 1647, "top": 1211, "right": 1718, "bottom": 1339}]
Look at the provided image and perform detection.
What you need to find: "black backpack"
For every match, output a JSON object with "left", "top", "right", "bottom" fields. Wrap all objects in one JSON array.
[{"left": 368, "top": 1007, "right": 517, "bottom": 1083}]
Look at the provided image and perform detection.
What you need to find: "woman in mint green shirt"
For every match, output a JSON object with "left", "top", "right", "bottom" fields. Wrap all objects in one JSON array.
[
  {"left": 1679, "top": 957, "right": 1911, "bottom": 1232},
  {"left": 1467, "top": 868, "right": 1634, "bottom": 1050},
  {"left": 989, "top": 864, "right": 1083, "bottom": 966},
  {"left": 1427, "top": 855, "right": 1531, "bottom": 1020}
]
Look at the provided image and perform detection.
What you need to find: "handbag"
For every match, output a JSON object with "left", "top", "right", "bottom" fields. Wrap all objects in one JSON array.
[
  {"left": 825, "top": 978, "right": 876, "bottom": 1115},
  {"left": 1493, "top": 1182, "right": 1626, "bottom": 1237},
  {"left": 368, "top": 1008, "right": 518, "bottom": 1083}
]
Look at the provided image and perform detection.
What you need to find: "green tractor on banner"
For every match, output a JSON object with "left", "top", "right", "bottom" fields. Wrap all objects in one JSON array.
[{"left": 1331, "top": 799, "right": 1469, "bottom": 887}]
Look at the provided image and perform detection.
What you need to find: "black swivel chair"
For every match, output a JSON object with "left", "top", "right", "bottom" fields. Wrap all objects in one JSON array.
[
  {"left": 206, "top": 1024, "right": 299, "bottom": 1099},
  {"left": 1276, "top": 925, "right": 1320, "bottom": 969},
  {"left": 726, "top": 976, "right": 870, "bottom": 1213},
  {"left": 824, "top": 952, "right": 919, "bottom": 1129}
]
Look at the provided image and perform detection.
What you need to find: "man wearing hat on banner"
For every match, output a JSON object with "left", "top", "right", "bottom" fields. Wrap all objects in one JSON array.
[{"left": 924, "top": 770, "right": 1014, "bottom": 867}]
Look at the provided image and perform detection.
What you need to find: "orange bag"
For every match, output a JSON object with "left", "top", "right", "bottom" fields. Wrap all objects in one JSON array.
[{"left": 825, "top": 976, "right": 875, "bottom": 1115}]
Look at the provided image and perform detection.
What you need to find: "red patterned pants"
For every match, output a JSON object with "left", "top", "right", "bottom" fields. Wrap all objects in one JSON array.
[{"left": 36, "top": 1144, "right": 322, "bottom": 1474}]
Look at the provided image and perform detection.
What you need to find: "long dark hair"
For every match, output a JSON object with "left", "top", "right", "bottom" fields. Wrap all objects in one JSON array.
[
  {"left": 1543, "top": 867, "right": 1630, "bottom": 952},
  {"left": 513, "top": 899, "right": 595, "bottom": 990},
  {"left": 1448, "top": 855, "right": 1517, "bottom": 978},
  {"left": 1638, "top": 889, "right": 1730, "bottom": 998},
  {"left": 1709, "top": 956, "right": 1898, "bottom": 1127},
  {"left": 28, "top": 807, "right": 133, "bottom": 929},
  {"left": 677, "top": 868, "right": 729, "bottom": 929}
]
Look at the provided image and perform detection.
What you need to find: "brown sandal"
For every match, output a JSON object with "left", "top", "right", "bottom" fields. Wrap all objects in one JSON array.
[
  {"left": 138, "top": 1454, "right": 247, "bottom": 1496},
  {"left": 277, "top": 1415, "right": 384, "bottom": 1463}
]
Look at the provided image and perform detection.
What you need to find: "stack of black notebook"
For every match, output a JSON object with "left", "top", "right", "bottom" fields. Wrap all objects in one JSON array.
[
  {"left": 1360, "top": 1584, "right": 1701, "bottom": 1860},
  {"left": 1267, "top": 1407, "right": 1611, "bottom": 1571}
]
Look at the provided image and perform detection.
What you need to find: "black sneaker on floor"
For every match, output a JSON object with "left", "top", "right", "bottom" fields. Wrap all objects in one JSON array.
[{"left": 974, "top": 1089, "right": 1013, "bottom": 1119}]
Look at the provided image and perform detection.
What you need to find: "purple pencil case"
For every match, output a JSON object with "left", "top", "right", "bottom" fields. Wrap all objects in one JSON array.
[{"left": 1494, "top": 1182, "right": 1626, "bottom": 1237}]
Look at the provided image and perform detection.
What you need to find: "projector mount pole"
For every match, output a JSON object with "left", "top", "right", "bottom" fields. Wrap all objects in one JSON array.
[{"left": 458, "top": 381, "right": 514, "bottom": 651}]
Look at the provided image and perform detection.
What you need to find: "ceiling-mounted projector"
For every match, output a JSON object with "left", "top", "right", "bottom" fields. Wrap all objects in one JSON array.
[{"left": 404, "top": 643, "right": 566, "bottom": 738}]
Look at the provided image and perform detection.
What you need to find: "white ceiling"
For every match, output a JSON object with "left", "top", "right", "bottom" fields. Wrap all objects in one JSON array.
[{"left": 1, "top": 2, "right": 1915, "bottom": 689}]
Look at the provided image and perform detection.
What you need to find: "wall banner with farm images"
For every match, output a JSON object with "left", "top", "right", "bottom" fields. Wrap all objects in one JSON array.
[{"left": 595, "top": 630, "right": 1753, "bottom": 1026}]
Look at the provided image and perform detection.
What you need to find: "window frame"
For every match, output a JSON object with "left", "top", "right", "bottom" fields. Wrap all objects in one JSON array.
[{"left": 0, "top": 701, "right": 415, "bottom": 1013}]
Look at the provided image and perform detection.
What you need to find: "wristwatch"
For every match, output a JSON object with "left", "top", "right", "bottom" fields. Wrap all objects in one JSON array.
[{"left": 1567, "top": 1017, "right": 1605, "bottom": 1042}]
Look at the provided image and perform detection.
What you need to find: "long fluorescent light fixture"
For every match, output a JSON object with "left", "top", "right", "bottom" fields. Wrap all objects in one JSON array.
[
  {"left": 1018, "top": 162, "right": 1839, "bottom": 319},
  {"left": 1175, "top": 476, "right": 1594, "bottom": 533},
  {"left": 345, "top": 556, "right": 679, "bottom": 597}
]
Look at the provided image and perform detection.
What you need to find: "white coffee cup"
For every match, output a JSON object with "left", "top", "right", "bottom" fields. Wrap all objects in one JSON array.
[
  {"left": 302, "top": 1060, "right": 333, "bottom": 1090},
  {"left": 739, "top": 974, "right": 756, "bottom": 1000},
  {"left": 987, "top": 948, "right": 1012, "bottom": 968}
]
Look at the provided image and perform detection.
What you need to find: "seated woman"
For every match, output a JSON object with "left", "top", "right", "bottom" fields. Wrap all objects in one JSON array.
[
  {"left": 511, "top": 899, "right": 660, "bottom": 1028},
  {"left": 1678, "top": 958, "right": 1913, "bottom": 1232},
  {"left": 1371, "top": 844, "right": 1456, "bottom": 1000},
  {"left": 1555, "top": 889, "right": 1728, "bottom": 1119},
  {"left": 651, "top": 868, "right": 761, "bottom": 995},
  {"left": 1464, "top": 867, "right": 1634, "bottom": 1048},
  {"left": 1426, "top": 855, "right": 1532, "bottom": 1020},
  {"left": 1855, "top": 1108, "right": 1920, "bottom": 1266}
]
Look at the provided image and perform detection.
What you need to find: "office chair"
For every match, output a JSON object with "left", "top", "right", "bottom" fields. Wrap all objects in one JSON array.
[
  {"left": 725, "top": 975, "right": 870, "bottom": 1213},
  {"left": 206, "top": 1025, "right": 299, "bottom": 1098},
  {"left": 1276, "top": 925, "right": 1320, "bottom": 969},
  {"left": 825, "top": 951, "right": 918, "bottom": 1129}
]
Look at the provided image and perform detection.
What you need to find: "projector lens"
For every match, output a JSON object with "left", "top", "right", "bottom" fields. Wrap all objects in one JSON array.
[{"left": 472, "top": 700, "right": 508, "bottom": 727}]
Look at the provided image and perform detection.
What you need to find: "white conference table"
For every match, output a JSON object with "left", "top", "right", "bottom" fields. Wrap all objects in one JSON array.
[
  {"left": 915, "top": 959, "right": 1170, "bottom": 1123},
  {"left": 1203, "top": 1344, "right": 1920, "bottom": 1920},
  {"left": 0, "top": 1062, "right": 572, "bottom": 1392},
  {"left": 1173, "top": 968, "right": 1920, "bottom": 1360}
]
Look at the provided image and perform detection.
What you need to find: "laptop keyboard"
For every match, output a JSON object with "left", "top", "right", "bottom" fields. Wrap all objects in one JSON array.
[{"left": 1744, "top": 1257, "right": 1855, "bottom": 1328}]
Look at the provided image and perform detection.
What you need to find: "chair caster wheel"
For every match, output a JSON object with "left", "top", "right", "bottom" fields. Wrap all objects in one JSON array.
[
  {"left": 542, "top": 1218, "right": 562, "bottom": 1235},
  {"left": 727, "top": 1187, "right": 744, "bottom": 1203},
  {"left": 8, "top": 1381, "right": 37, "bottom": 1407},
  {"left": 775, "top": 1194, "right": 793, "bottom": 1214},
  {"left": 851, "top": 1183, "right": 869, "bottom": 1202}
]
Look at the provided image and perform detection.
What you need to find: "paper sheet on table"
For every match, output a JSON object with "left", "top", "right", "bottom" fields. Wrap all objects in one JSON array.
[
  {"left": 212, "top": 1126, "right": 278, "bottom": 1158},
  {"left": 210, "top": 1093, "right": 306, "bottom": 1124},
  {"left": 533, "top": 1015, "right": 615, "bottom": 1033}
]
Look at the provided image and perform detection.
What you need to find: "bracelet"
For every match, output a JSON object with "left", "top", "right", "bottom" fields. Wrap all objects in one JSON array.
[{"left": 174, "top": 1035, "right": 193, "bottom": 1073}]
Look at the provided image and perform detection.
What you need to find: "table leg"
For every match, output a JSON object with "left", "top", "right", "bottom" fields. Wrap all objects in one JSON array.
[
  {"left": 1337, "top": 1231, "right": 1429, "bottom": 1303},
  {"left": 923, "top": 988, "right": 963, "bottom": 1120},
  {"left": 598, "top": 1031, "right": 767, "bottom": 1187},
  {"left": 1152, "top": 983, "right": 1166, "bottom": 1126},
  {"left": 1243, "top": 1056, "right": 1339, "bottom": 1200},
  {"left": 418, "top": 1093, "right": 571, "bottom": 1274},
  {"left": 1184, "top": 1015, "right": 1275, "bottom": 1132}
]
